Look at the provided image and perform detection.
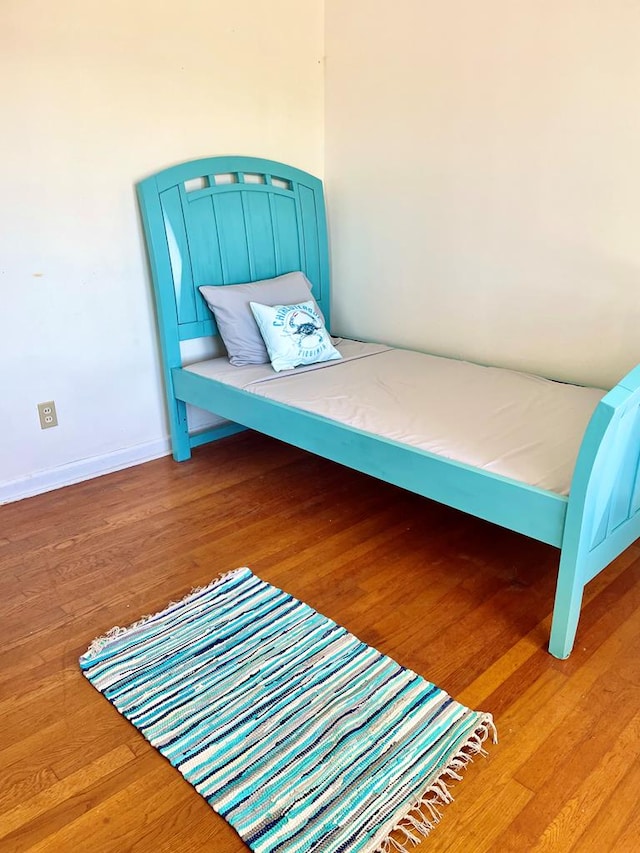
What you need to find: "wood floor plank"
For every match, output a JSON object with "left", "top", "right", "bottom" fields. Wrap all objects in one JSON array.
[
  {"left": 576, "top": 758, "right": 640, "bottom": 851},
  {"left": 423, "top": 776, "right": 533, "bottom": 853},
  {"left": 0, "top": 432, "right": 638, "bottom": 852},
  {"left": 514, "top": 642, "right": 640, "bottom": 793},
  {"left": 486, "top": 622, "right": 640, "bottom": 850},
  {"left": 0, "top": 766, "right": 60, "bottom": 817},
  {"left": 606, "top": 799, "right": 640, "bottom": 853},
  {"left": 0, "top": 746, "right": 137, "bottom": 846},
  {"left": 15, "top": 763, "right": 189, "bottom": 853},
  {"left": 528, "top": 712, "right": 640, "bottom": 852}
]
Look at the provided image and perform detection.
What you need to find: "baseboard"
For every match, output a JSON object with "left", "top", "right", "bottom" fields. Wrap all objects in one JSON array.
[{"left": 0, "top": 437, "right": 172, "bottom": 505}]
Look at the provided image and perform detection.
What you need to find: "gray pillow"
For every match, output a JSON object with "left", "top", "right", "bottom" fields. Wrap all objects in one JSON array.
[{"left": 199, "top": 272, "right": 324, "bottom": 366}]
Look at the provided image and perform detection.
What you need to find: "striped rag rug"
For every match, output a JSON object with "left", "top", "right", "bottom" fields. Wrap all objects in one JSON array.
[{"left": 80, "top": 568, "right": 496, "bottom": 853}]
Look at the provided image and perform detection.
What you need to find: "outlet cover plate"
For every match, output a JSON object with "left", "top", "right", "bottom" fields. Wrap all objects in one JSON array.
[{"left": 38, "top": 400, "right": 58, "bottom": 429}]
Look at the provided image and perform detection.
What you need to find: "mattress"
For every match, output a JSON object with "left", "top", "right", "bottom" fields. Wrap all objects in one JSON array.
[{"left": 185, "top": 340, "right": 606, "bottom": 496}]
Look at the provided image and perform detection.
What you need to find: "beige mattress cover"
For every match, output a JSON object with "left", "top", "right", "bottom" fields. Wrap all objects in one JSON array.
[{"left": 185, "top": 340, "right": 606, "bottom": 495}]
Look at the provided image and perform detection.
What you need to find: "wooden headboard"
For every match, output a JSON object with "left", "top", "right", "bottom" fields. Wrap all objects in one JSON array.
[{"left": 136, "top": 156, "right": 331, "bottom": 359}]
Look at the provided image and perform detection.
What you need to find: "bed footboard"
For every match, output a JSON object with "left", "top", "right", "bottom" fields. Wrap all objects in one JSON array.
[{"left": 549, "top": 364, "right": 640, "bottom": 659}]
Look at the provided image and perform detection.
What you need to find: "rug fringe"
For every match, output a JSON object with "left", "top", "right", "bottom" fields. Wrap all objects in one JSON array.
[
  {"left": 80, "top": 567, "right": 248, "bottom": 661},
  {"left": 369, "top": 715, "right": 498, "bottom": 853}
]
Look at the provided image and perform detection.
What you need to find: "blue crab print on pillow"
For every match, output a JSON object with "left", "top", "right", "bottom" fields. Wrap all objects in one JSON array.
[{"left": 249, "top": 300, "right": 342, "bottom": 372}]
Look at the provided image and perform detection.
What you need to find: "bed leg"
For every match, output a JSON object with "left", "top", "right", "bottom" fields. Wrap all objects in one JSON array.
[
  {"left": 169, "top": 398, "right": 192, "bottom": 462},
  {"left": 548, "top": 546, "right": 586, "bottom": 660}
]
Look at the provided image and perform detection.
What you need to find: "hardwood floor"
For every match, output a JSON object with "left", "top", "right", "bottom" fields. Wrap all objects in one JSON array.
[{"left": 1, "top": 431, "right": 639, "bottom": 852}]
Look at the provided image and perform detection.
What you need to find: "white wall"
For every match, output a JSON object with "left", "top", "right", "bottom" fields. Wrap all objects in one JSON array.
[
  {"left": 325, "top": 1, "right": 640, "bottom": 389},
  {"left": 1, "top": 0, "right": 324, "bottom": 502}
]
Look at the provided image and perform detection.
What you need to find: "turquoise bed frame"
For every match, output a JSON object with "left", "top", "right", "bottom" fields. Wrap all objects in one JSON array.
[{"left": 137, "top": 155, "right": 640, "bottom": 660}]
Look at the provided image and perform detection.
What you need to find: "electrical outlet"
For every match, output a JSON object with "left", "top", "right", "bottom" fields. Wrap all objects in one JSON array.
[{"left": 37, "top": 400, "right": 58, "bottom": 429}]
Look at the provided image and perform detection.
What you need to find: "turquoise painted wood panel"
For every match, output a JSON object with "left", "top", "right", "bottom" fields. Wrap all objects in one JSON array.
[
  {"left": 633, "top": 465, "right": 640, "bottom": 515},
  {"left": 299, "top": 184, "right": 322, "bottom": 301},
  {"left": 608, "top": 405, "right": 640, "bottom": 530},
  {"left": 159, "top": 186, "right": 198, "bottom": 326},
  {"left": 581, "top": 388, "right": 640, "bottom": 552},
  {"left": 184, "top": 193, "right": 224, "bottom": 324},
  {"left": 272, "top": 195, "right": 302, "bottom": 277},
  {"left": 213, "top": 192, "right": 252, "bottom": 283},
  {"left": 243, "top": 191, "right": 277, "bottom": 281}
]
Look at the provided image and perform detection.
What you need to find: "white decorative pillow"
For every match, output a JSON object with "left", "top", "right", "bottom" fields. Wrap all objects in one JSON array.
[
  {"left": 198, "top": 272, "right": 324, "bottom": 366},
  {"left": 249, "top": 301, "right": 342, "bottom": 372}
]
